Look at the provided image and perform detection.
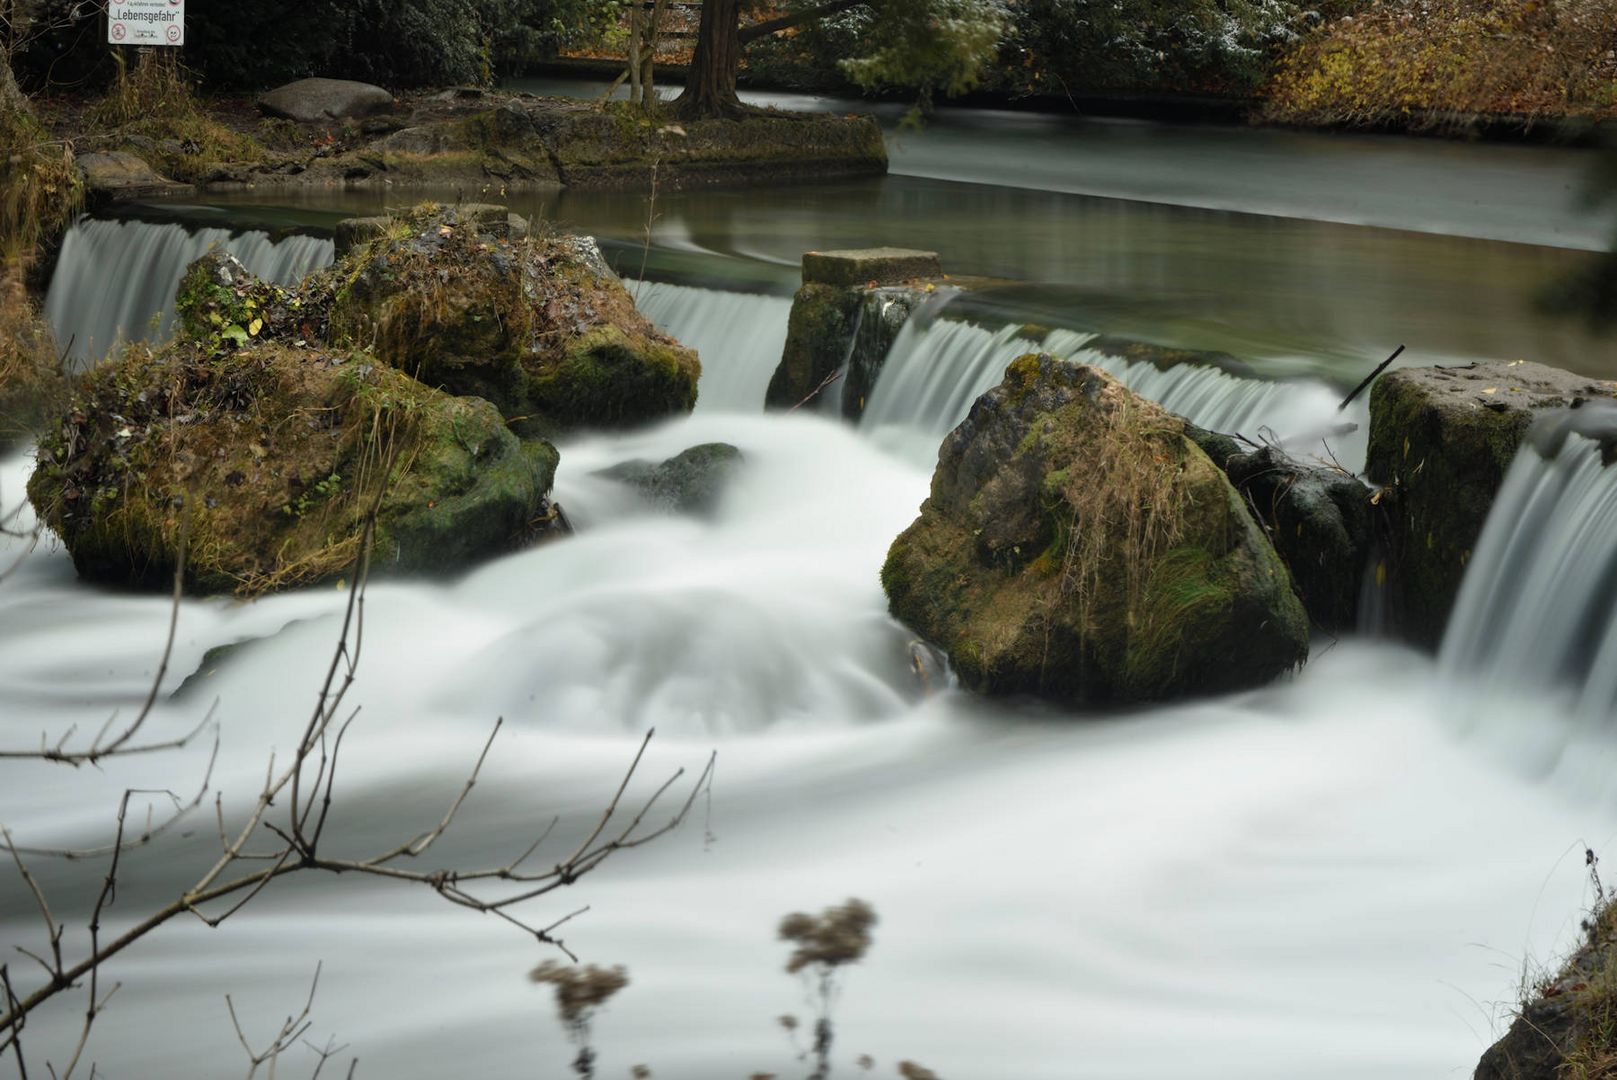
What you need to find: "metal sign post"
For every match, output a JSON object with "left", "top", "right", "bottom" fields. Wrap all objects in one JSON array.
[{"left": 107, "top": 0, "right": 185, "bottom": 46}]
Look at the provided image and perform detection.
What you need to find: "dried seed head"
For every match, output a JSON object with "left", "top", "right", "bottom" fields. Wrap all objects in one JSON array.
[
  {"left": 528, "top": 960, "right": 629, "bottom": 1023},
  {"left": 778, "top": 898, "right": 877, "bottom": 974}
]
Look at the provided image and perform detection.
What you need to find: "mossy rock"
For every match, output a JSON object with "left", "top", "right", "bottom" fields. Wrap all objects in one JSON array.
[
  {"left": 26, "top": 338, "right": 556, "bottom": 595},
  {"left": 545, "top": 106, "right": 887, "bottom": 189},
  {"left": 882, "top": 353, "right": 1308, "bottom": 705},
  {"left": 1365, "top": 361, "right": 1617, "bottom": 648},
  {"left": 598, "top": 442, "right": 743, "bottom": 516},
  {"left": 326, "top": 204, "right": 698, "bottom": 435}
]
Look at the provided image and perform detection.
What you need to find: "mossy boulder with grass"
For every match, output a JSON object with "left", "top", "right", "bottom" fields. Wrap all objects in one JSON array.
[
  {"left": 26, "top": 335, "right": 556, "bottom": 596},
  {"left": 882, "top": 353, "right": 1309, "bottom": 705},
  {"left": 1475, "top": 898, "right": 1617, "bottom": 1080},
  {"left": 1366, "top": 361, "right": 1617, "bottom": 649},
  {"left": 327, "top": 204, "right": 699, "bottom": 436}
]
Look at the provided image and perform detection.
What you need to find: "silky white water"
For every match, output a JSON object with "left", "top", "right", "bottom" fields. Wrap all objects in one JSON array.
[
  {"left": 862, "top": 318, "right": 1366, "bottom": 470},
  {"left": 0, "top": 402, "right": 1608, "bottom": 1077},
  {"left": 629, "top": 280, "right": 792, "bottom": 413}
]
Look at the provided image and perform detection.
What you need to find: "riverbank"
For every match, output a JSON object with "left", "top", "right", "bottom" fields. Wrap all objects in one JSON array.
[
  {"left": 33, "top": 80, "right": 886, "bottom": 210},
  {"left": 535, "top": 56, "right": 1617, "bottom": 148}
]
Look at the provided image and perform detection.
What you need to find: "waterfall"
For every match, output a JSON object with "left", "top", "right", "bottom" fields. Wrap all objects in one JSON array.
[
  {"left": 1441, "top": 407, "right": 1617, "bottom": 730},
  {"left": 631, "top": 280, "right": 792, "bottom": 414},
  {"left": 44, "top": 217, "right": 335, "bottom": 369},
  {"left": 860, "top": 316, "right": 1364, "bottom": 468}
]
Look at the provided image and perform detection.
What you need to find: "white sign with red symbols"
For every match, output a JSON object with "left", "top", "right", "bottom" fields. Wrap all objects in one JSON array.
[{"left": 108, "top": 0, "right": 185, "bottom": 46}]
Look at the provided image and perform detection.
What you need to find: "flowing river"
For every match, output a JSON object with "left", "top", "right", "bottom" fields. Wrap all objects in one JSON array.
[{"left": 6, "top": 94, "right": 1617, "bottom": 1078}]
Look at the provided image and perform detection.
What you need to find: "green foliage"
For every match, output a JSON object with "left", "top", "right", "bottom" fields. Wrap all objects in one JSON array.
[
  {"left": 838, "top": 0, "right": 1007, "bottom": 119},
  {"left": 1006, "top": 0, "right": 1307, "bottom": 96}
]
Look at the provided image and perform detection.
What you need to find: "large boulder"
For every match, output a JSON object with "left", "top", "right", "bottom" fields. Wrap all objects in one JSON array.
[
  {"left": 882, "top": 353, "right": 1309, "bottom": 705},
  {"left": 257, "top": 78, "right": 394, "bottom": 123},
  {"left": 326, "top": 204, "right": 699, "bottom": 436},
  {"left": 27, "top": 334, "right": 556, "bottom": 596},
  {"left": 1366, "top": 360, "right": 1617, "bottom": 648},
  {"left": 1190, "top": 429, "right": 1373, "bottom": 634}
]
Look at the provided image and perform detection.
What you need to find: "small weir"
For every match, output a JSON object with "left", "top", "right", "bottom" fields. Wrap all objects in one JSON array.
[
  {"left": 629, "top": 280, "right": 792, "bottom": 412},
  {"left": 44, "top": 217, "right": 334, "bottom": 368},
  {"left": 861, "top": 315, "right": 1365, "bottom": 468},
  {"left": 1442, "top": 407, "right": 1617, "bottom": 731}
]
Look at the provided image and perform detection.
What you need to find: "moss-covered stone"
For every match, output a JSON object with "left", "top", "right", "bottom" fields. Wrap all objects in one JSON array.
[
  {"left": 1365, "top": 360, "right": 1617, "bottom": 649},
  {"left": 882, "top": 353, "right": 1308, "bottom": 705},
  {"left": 802, "top": 248, "right": 941, "bottom": 288},
  {"left": 546, "top": 105, "right": 887, "bottom": 189},
  {"left": 26, "top": 337, "right": 555, "bottom": 595},
  {"left": 327, "top": 205, "right": 698, "bottom": 435}
]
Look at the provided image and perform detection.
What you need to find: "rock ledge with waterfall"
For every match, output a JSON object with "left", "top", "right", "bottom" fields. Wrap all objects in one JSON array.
[
  {"left": 1367, "top": 360, "right": 1617, "bottom": 648},
  {"left": 882, "top": 352, "right": 1309, "bottom": 705},
  {"left": 23, "top": 201, "right": 710, "bottom": 594}
]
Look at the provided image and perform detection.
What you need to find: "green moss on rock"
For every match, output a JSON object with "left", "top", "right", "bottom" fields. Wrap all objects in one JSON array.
[
  {"left": 26, "top": 336, "right": 555, "bottom": 595},
  {"left": 881, "top": 353, "right": 1308, "bottom": 705},
  {"left": 327, "top": 204, "right": 698, "bottom": 435}
]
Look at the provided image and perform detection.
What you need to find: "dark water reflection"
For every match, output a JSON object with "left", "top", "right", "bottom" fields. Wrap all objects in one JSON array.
[{"left": 187, "top": 170, "right": 1616, "bottom": 380}]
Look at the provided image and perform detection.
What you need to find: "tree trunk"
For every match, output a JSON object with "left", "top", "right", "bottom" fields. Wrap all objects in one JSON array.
[
  {"left": 672, "top": 0, "right": 744, "bottom": 119},
  {"left": 0, "top": 48, "right": 30, "bottom": 118},
  {"left": 628, "top": 0, "right": 643, "bottom": 106}
]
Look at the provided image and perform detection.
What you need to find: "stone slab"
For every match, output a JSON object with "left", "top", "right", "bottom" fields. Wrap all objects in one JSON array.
[{"left": 802, "top": 247, "right": 942, "bottom": 287}]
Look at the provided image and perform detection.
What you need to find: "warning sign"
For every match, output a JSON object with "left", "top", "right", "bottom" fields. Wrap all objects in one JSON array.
[{"left": 107, "top": 0, "right": 184, "bottom": 46}]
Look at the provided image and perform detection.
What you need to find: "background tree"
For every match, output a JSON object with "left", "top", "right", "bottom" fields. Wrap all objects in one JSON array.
[{"left": 673, "top": 0, "right": 1007, "bottom": 119}]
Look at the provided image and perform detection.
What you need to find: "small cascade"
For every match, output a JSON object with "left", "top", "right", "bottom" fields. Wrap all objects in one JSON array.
[
  {"left": 630, "top": 280, "right": 792, "bottom": 413},
  {"left": 1441, "top": 407, "right": 1617, "bottom": 726},
  {"left": 45, "top": 217, "right": 334, "bottom": 368},
  {"left": 861, "top": 315, "right": 1362, "bottom": 467}
]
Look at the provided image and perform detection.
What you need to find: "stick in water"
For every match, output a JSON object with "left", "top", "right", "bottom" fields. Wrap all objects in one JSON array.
[{"left": 1339, "top": 345, "right": 1406, "bottom": 410}]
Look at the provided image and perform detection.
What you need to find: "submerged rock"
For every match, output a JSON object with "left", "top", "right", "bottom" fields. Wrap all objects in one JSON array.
[
  {"left": 327, "top": 204, "right": 700, "bottom": 436},
  {"left": 1190, "top": 429, "right": 1372, "bottom": 634},
  {"left": 1366, "top": 360, "right": 1617, "bottom": 648},
  {"left": 26, "top": 336, "right": 556, "bottom": 595},
  {"left": 882, "top": 353, "right": 1308, "bottom": 705},
  {"left": 257, "top": 78, "right": 395, "bottom": 123},
  {"left": 599, "top": 442, "right": 743, "bottom": 516}
]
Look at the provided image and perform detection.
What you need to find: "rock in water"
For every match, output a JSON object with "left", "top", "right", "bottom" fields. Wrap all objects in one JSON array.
[
  {"left": 27, "top": 337, "right": 556, "bottom": 596},
  {"left": 327, "top": 204, "right": 700, "bottom": 436},
  {"left": 599, "top": 443, "right": 743, "bottom": 516},
  {"left": 257, "top": 78, "right": 395, "bottom": 123},
  {"left": 882, "top": 353, "right": 1308, "bottom": 705},
  {"left": 1366, "top": 360, "right": 1617, "bottom": 648}
]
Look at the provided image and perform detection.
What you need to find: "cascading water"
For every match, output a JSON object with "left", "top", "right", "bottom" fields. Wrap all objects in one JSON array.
[
  {"left": 628, "top": 280, "right": 792, "bottom": 412},
  {"left": 861, "top": 316, "right": 1366, "bottom": 469},
  {"left": 1441, "top": 406, "right": 1617, "bottom": 768},
  {"left": 44, "top": 217, "right": 334, "bottom": 368}
]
